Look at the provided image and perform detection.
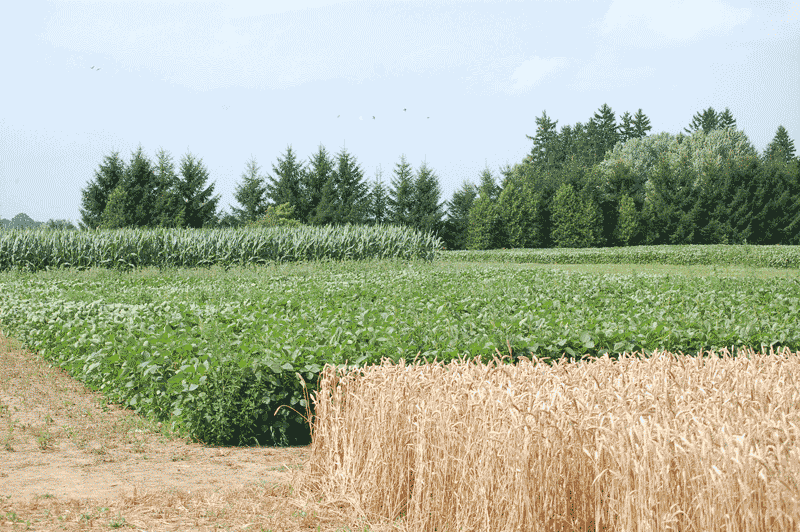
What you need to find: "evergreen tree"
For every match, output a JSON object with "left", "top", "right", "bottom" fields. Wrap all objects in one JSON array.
[
  {"left": 477, "top": 167, "right": 500, "bottom": 201},
  {"left": 525, "top": 110, "right": 559, "bottom": 172},
  {"left": 151, "top": 148, "right": 185, "bottom": 228},
  {"left": 334, "top": 148, "right": 370, "bottom": 224},
  {"left": 79, "top": 151, "right": 127, "bottom": 230},
  {"left": 632, "top": 109, "right": 653, "bottom": 138},
  {"left": 762, "top": 125, "right": 796, "bottom": 165},
  {"left": 550, "top": 183, "right": 584, "bottom": 248},
  {"left": 618, "top": 111, "right": 637, "bottom": 144},
  {"left": 581, "top": 190, "right": 604, "bottom": 247},
  {"left": 312, "top": 176, "right": 338, "bottom": 226},
  {"left": 116, "top": 145, "right": 161, "bottom": 228},
  {"left": 592, "top": 103, "right": 620, "bottom": 161},
  {"left": 99, "top": 185, "right": 130, "bottom": 230},
  {"left": 615, "top": 193, "right": 639, "bottom": 245},
  {"left": 467, "top": 195, "right": 503, "bottom": 250},
  {"left": 442, "top": 180, "right": 477, "bottom": 250},
  {"left": 388, "top": 154, "right": 416, "bottom": 226},
  {"left": 231, "top": 156, "right": 269, "bottom": 225},
  {"left": 368, "top": 165, "right": 389, "bottom": 225},
  {"left": 175, "top": 152, "right": 221, "bottom": 229},
  {"left": 266, "top": 145, "right": 306, "bottom": 217},
  {"left": 582, "top": 117, "right": 604, "bottom": 166},
  {"left": 717, "top": 107, "right": 737, "bottom": 130},
  {"left": 410, "top": 160, "right": 445, "bottom": 235},
  {"left": 497, "top": 165, "right": 543, "bottom": 248},
  {"left": 302, "top": 145, "right": 336, "bottom": 224},
  {"left": 557, "top": 122, "right": 589, "bottom": 171},
  {"left": 684, "top": 106, "right": 732, "bottom": 135},
  {"left": 642, "top": 155, "right": 699, "bottom": 244},
  {"left": 784, "top": 159, "right": 800, "bottom": 244},
  {"left": 748, "top": 156, "right": 796, "bottom": 244},
  {"left": 592, "top": 160, "right": 642, "bottom": 246}
]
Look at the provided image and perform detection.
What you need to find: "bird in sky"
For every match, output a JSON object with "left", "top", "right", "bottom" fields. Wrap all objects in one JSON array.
[
  {"left": 373, "top": 116, "right": 375, "bottom": 119},
  {"left": 97, "top": 68, "right": 101, "bottom": 71},
  {"left": 404, "top": 108, "right": 406, "bottom": 111},
  {"left": 90, "top": 66, "right": 94, "bottom": 69},
  {"left": 337, "top": 115, "right": 340, "bottom": 118},
  {"left": 427, "top": 117, "right": 430, "bottom": 119}
]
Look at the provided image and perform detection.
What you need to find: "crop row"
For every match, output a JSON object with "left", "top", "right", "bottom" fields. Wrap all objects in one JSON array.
[
  {"left": 441, "top": 244, "right": 800, "bottom": 269},
  {"left": 0, "top": 223, "right": 441, "bottom": 272},
  {"left": 1, "top": 260, "right": 798, "bottom": 446}
]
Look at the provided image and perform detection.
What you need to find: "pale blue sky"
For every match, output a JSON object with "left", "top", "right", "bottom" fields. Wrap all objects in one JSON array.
[{"left": 1, "top": 0, "right": 798, "bottom": 227}]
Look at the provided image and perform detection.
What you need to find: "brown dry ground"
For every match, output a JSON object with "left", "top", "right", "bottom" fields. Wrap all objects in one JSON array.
[{"left": 0, "top": 332, "right": 396, "bottom": 532}]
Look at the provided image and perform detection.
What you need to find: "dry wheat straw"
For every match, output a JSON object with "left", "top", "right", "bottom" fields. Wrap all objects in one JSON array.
[{"left": 292, "top": 347, "right": 800, "bottom": 532}]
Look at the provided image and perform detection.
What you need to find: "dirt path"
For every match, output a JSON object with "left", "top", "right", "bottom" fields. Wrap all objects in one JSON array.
[{"left": 0, "top": 332, "right": 382, "bottom": 531}]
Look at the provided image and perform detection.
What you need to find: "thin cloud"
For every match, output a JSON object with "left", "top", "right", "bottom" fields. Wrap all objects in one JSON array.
[
  {"left": 508, "top": 56, "right": 571, "bottom": 93},
  {"left": 590, "top": 0, "right": 752, "bottom": 47}
]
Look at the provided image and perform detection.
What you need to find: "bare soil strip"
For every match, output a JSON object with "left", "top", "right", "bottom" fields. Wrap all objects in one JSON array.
[{"left": 0, "top": 332, "right": 389, "bottom": 531}]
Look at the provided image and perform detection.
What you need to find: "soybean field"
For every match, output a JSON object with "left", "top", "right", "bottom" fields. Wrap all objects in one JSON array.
[{"left": 0, "top": 242, "right": 798, "bottom": 446}]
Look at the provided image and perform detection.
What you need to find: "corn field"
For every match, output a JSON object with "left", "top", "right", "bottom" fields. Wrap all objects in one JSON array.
[{"left": 0, "top": 224, "right": 443, "bottom": 272}]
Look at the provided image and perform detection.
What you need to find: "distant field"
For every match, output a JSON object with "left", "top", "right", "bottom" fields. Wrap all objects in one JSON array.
[
  {"left": 440, "top": 244, "right": 800, "bottom": 269},
  {"left": 0, "top": 247, "right": 798, "bottom": 446}
]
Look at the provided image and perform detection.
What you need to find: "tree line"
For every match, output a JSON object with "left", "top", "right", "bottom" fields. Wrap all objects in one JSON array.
[
  {"left": 14, "top": 103, "right": 797, "bottom": 248},
  {"left": 74, "top": 143, "right": 446, "bottom": 236},
  {"left": 457, "top": 105, "right": 798, "bottom": 248}
]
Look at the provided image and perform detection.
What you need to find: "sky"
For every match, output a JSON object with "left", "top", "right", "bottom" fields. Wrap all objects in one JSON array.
[{"left": 1, "top": 0, "right": 798, "bottom": 227}]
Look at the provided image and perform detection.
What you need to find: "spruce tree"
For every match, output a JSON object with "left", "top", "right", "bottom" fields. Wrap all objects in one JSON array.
[
  {"left": 151, "top": 148, "right": 186, "bottom": 228},
  {"left": 334, "top": 148, "right": 369, "bottom": 225},
  {"left": 467, "top": 169, "right": 504, "bottom": 249},
  {"left": 467, "top": 194, "right": 503, "bottom": 250},
  {"left": 312, "top": 176, "right": 338, "bottom": 226},
  {"left": 79, "top": 151, "right": 127, "bottom": 230},
  {"left": 642, "top": 155, "right": 699, "bottom": 245},
  {"left": 442, "top": 180, "right": 477, "bottom": 250},
  {"left": 618, "top": 111, "right": 637, "bottom": 144},
  {"left": 231, "top": 156, "right": 269, "bottom": 225},
  {"left": 615, "top": 193, "right": 640, "bottom": 246},
  {"left": 368, "top": 165, "right": 389, "bottom": 225},
  {"left": 684, "top": 107, "right": 725, "bottom": 135},
  {"left": 175, "top": 152, "right": 221, "bottom": 229},
  {"left": 99, "top": 185, "right": 130, "bottom": 230},
  {"left": 303, "top": 145, "right": 336, "bottom": 224},
  {"left": 632, "top": 109, "right": 653, "bottom": 138},
  {"left": 410, "top": 160, "right": 445, "bottom": 235},
  {"left": 525, "top": 110, "right": 559, "bottom": 172},
  {"left": 550, "top": 183, "right": 583, "bottom": 248},
  {"left": 717, "top": 107, "right": 737, "bottom": 130},
  {"left": 388, "top": 154, "right": 415, "bottom": 226},
  {"left": 266, "top": 145, "right": 306, "bottom": 218},
  {"left": 592, "top": 103, "right": 619, "bottom": 161},
  {"left": 762, "top": 125, "right": 796, "bottom": 165},
  {"left": 745, "top": 157, "right": 792, "bottom": 244},
  {"left": 582, "top": 117, "right": 604, "bottom": 166},
  {"left": 117, "top": 145, "right": 161, "bottom": 228},
  {"left": 477, "top": 167, "right": 500, "bottom": 201},
  {"left": 498, "top": 166, "right": 543, "bottom": 248}
]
